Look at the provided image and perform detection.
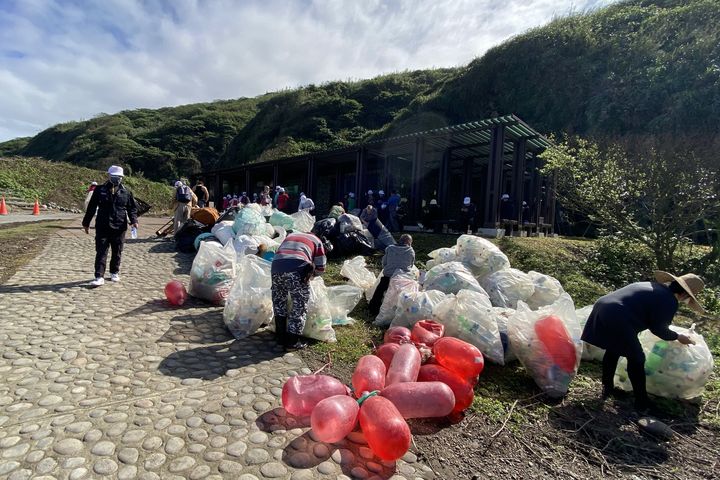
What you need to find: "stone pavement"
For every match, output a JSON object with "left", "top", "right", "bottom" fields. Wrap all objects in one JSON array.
[
  {"left": 0, "top": 213, "right": 82, "bottom": 225},
  {"left": 0, "top": 219, "right": 434, "bottom": 480}
]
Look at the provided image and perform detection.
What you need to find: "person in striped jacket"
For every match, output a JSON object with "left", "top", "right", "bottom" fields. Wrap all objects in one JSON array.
[{"left": 271, "top": 232, "right": 327, "bottom": 349}]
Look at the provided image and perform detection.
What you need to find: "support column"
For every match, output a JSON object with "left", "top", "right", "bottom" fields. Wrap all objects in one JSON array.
[
  {"left": 244, "top": 168, "right": 250, "bottom": 196},
  {"left": 410, "top": 138, "right": 424, "bottom": 220},
  {"left": 355, "top": 147, "right": 365, "bottom": 201},
  {"left": 512, "top": 140, "right": 526, "bottom": 223},
  {"left": 273, "top": 163, "right": 279, "bottom": 189},
  {"left": 548, "top": 171, "right": 557, "bottom": 234},
  {"left": 307, "top": 157, "right": 315, "bottom": 198},
  {"left": 484, "top": 126, "right": 505, "bottom": 227},
  {"left": 438, "top": 149, "right": 449, "bottom": 219}
]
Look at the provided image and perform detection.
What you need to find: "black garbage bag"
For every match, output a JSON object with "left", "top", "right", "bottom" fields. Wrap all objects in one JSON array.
[
  {"left": 334, "top": 231, "right": 375, "bottom": 257},
  {"left": 312, "top": 218, "right": 337, "bottom": 239},
  {"left": 175, "top": 220, "right": 210, "bottom": 253},
  {"left": 135, "top": 197, "right": 152, "bottom": 217}
]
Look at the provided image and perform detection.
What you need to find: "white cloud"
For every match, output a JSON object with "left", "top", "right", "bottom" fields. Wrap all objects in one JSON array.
[{"left": 0, "top": 0, "right": 618, "bottom": 141}]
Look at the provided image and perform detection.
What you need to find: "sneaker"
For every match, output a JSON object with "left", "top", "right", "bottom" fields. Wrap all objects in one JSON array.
[
  {"left": 110, "top": 273, "right": 120, "bottom": 283},
  {"left": 285, "top": 341, "right": 308, "bottom": 352},
  {"left": 90, "top": 277, "right": 105, "bottom": 287}
]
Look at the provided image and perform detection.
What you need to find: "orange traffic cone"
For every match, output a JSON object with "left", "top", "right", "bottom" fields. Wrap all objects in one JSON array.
[
  {"left": 32, "top": 198, "right": 40, "bottom": 216},
  {"left": 0, "top": 196, "right": 7, "bottom": 215}
]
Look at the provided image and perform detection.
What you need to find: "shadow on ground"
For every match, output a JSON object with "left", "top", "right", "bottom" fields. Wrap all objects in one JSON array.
[
  {"left": 158, "top": 331, "right": 284, "bottom": 380},
  {"left": 157, "top": 311, "right": 234, "bottom": 344},
  {"left": 0, "top": 279, "right": 91, "bottom": 294}
]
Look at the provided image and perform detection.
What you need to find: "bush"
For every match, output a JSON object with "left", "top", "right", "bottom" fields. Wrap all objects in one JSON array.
[{"left": 583, "top": 236, "right": 656, "bottom": 289}]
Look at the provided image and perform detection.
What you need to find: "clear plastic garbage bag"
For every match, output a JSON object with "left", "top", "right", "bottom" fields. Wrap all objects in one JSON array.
[
  {"left": 508, "top": 294, "right": 581, "bottom": 397},
  {"left": 374, "top": 273, "right": 420, "bottom": 327},
  {"left": 233, "top": 207, "right": 268, "bottom": 236},
  {"left": 494, "top": 307, "right": 518, "bottom": 363},
  {"left": 526, "top": 271, "right": 565, "bottom": 310},
  {"left": 337, "top": 213, "right": 363, "bottom": 233},
  {"left": 269, "top": 209, "right": 294, "bottom": 230},
  {"left": 432, "top": 289, "right": 505, "bottom": 365},
  {"left": 424, "top": 261, "right": 487, "bottom": 295},
  {"left": 211, "top": 220, "right": 235, "bottom": 246},
  {"left": 326, "top": 285, "right": 363, "bottom": 326},
  {"left": 340, "top": 256, "right": 377, "bottom": 291},
  {"left": 232, "top": 235, "right": 260, "bottom": 257},
  {"left": 223, "top": 255, "right": 273, "bottom": 339},
  {"left": 390, "top": 289, "right": 448, "bottom": 329},
  {"left": 576, "top": 305, "right": 605, "bottom": 361},
  {"left": 303, "top": 277, "right": 337, "bottom": 342},
  {"left": 189, "top": 241, "right": 237, "bottom": 305},
  {"left": 482, "top": 268, "right": 535, "bottom": 309},
  {"left": 455, "top": 234, "right": 510, "bottom": 280},
  {"left": 426, "top": 247, "right": 457, "bottom": 270},
  {"left": 615, "top": 325, "right": 714, "bottom": 400},
  {"left": 290, "top": 210, "right": 315, "bottom": 233},
  {"left": 366, "top": 273, "right": 382, "bottom": 302}
]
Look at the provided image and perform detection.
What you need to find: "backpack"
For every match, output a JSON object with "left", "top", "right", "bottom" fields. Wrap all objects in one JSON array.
[{"left": 176, "top": 186, "right": 192, "bottom": 203}]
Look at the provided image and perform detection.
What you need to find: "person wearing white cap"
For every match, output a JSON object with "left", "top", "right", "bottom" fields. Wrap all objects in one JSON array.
[
  {"left": 298, "top": 193, "right": 315, "bottom": 213},
  {"left": 582, "top": 271, "right": 704, "bottom": 413},
  {"left": 459, "top": 196, "right": 476, "bottom": 234},
  {"left": 172, "top": 180, "right": 196, "bottom": 237},
  {"left": 366, "top": 190, "right": 375, "bottom": 208},
  {"left": 82, "top": 165, "right": 138, "bottom": 286}
]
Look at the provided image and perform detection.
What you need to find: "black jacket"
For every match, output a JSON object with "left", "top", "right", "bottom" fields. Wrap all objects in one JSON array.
[
  {"left": 82, "top": 181, "right": 138, "bottom": 233},
  {"left": 581, "top": 282, "right": 679, "bottom": 360}
]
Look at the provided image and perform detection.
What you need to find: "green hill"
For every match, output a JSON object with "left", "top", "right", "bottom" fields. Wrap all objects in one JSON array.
[
  {"left": 0, "top": 157, "right": 174, "bottom": 214},
  {"left": 1, "top": 0, "right": 718, "bottom": 181}
]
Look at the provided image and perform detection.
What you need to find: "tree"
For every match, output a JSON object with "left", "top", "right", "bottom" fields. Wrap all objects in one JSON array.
[{"left": 541, "top": 135, "right": 719, "bottom": 270}]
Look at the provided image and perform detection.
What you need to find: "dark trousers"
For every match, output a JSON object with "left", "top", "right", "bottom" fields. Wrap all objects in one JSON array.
[
  {"left": 368, "top": 275, "right": 391, "bottom": 317},
  {"left": 94, "top": 230, "right": 125, "bottom": 278},
  {"left": 602, "top": 350, "right": 648, "bottom": 406}
]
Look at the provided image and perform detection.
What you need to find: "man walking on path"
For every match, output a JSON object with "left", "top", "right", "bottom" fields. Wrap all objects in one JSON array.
[
  {"left": 271, "top": 232, "right": 326, "bottom": 350},
  {"left": 82, "top": 166, "right": 138, "bottom": 286}
]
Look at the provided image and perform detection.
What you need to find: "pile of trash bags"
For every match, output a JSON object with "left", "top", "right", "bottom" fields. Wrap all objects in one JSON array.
[{"left": 312, "top": 213, "right": 381, "bottom": 258}]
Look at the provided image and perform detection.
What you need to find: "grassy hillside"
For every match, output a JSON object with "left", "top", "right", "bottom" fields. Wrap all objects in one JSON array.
[
  {"left": 0, "top": 157, "right": 174, "bottom": 214},
  {"left": 1, "top": 0, "right": 718, "bottom": 180}
]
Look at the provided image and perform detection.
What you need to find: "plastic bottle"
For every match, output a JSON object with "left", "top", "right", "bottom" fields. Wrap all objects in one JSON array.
[
  {"left": 411, "top": 320, "right": 445, "bottom": 347},
  {"left": 352, "top": 355, "right": 386, "bottom": 398},
  {"left": 380, "top": 381, "right": 455, "bottom": 418},
  {"left": 386, "top": 343, "right": 421, "bottom": 385},
  {"left": 282, "top": 375, "right": 349, "bottom": 417},
  {"left": 131, "top": 226, "right": 138, "bottom": 239},
  {"left": 534, "top": 314, "right": 577, "bottom": 373},
  {"left": 417, "top": 364, "right": 474, "bottom": 413},
  {"left": 358, "top": 395, "right": 411, "bottom": 461},
  {"left": 432, "top": 337, "right": 485, "bottom": 381},
  {"left": 374, "top": 343, "right": 400, "bottom": 370},
  {"left": 384, "top": 326, "right": 412, "bottom": 344},
  {"left": 310, "top": 394, "right": 359, "bottom": 443},
  {"left": 645, "top": 340, "right": 669, "bottom": 375}
]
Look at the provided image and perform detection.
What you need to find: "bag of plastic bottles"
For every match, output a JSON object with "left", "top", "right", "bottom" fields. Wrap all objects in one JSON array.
[
  {"left": 326, "top": 285, "right": 363, "bottom": 325},
  {"left": 211, "top": 220, "right": 235, "bottom": 245},
  {"left": 232, "top": 234, "right": 260, "bottom": 257},
  {"left": 233, "top": 207, "right": 268, "bottom": 236},
  {"left": 614, "top": 325, "right": 714, "bottom": 400},
  {"left": 188, "top": 241, "right": 237, "bottom": 305},
  {"left": 525, "top": 271, "right": 565, "bottom": 310},
  {"left": 425, "top": 247, "right": 457, "bottom": 270},
  {"left": 508, "top": 294, "right": 581, "bottom": 397},
  {"left": 269, "top": 209, "right": 295, "bottom": 230},
  {"left": 358, "top": 395, "right": 411, "bottom": 461},
  {"left": 282, "top": 374, "right": 349, "bottom": 417},
  {"left": 223, "top": 255, "right": 273, "bottom": 339},
  {"left": 494, "top": 307, "right": 517, "bottom": 363},
  {"left": 482, "top": 268, "right": 535, "bottom": 309},
  {"left": 340, "top": 256, "right": 377, "bottom": 291},
  {"left": 432, "top": 289, "right": 505, "bottom": 365},
  {"left": 311, "top": 395, "right": 359, "bottom": 443},
  {"left": 423, "top": 262, "right": 487, "bottom": 295},
  {"left": 374, "top": 273, "right": 420, "bottom": 326},
  {"left": 576, "top": 305, "right": 605, "bottom": 362},
  {"left": 352, "top": 355, "right": 386, "bottom": 397},
  {"left": 290, "top": 210, "right": 315, "bottom": 233},
  {"left": 390, "top": 289, "right": 447, "bottom": 329},
  {"left": 302, "top": 278, "right": 337, "bottom": 342},
  {"left": 336, "top": 213, "right": 363, "bottom": 234},
  {"left": 455, "top": 234, "right": 510, "bottom": 280}
]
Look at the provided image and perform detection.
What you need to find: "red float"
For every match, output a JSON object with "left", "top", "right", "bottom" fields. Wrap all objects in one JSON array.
[
  {"left": 281, "top": 375, "right": 349, "bottom": 417},
  {"left": 310, "top": 395, "right": 359, "bottom": 443},
  {"left": 374, "top": 343, "right": 400, "bottom": 370},
  {"left": 352, "top": 355, "right": 386, "bottom": 398},
  {"left": 386, "top": 343, "right": 421, "bottom": 386},
  {"left": 358, "top": 395, "right": 412, "bottom": 461},
  {"left": 411, "top": 320, "right": 445, "bottom": 347},
  {"left": 380, "top": 381, "right": 455, "bottom": 418},
  {"left": 432, "top": 337, "right": 484, "bottom": 381},
  {"left": 164, "top": 280, "right": 188, "bottom": 306},
  {"left": 418, "top": 364, "right": 474, "bottom": 413},
  {"left": 383, "top": 326, "right": 411, "bottom": 344},
  {"left": 534, "top": 314, "right": 577, "bottom": 373}
]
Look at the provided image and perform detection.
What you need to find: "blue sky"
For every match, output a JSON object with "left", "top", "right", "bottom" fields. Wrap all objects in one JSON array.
[{"left": 0, "top": 0, "right": 618, "bottom": 142}]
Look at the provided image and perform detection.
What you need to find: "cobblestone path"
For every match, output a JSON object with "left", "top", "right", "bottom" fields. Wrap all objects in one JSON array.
[{"left": 0, "top": 221, "right": 433, "bottom": 480}]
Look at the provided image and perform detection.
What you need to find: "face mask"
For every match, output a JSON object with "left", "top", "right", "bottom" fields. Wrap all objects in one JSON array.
[{"left": 110, "top": 176, "right": 122, "bottom": 185}]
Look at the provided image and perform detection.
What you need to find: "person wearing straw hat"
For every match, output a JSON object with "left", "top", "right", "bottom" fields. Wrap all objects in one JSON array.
[{"left": 581, "top": 271, "right": 704, "bottom": 412}]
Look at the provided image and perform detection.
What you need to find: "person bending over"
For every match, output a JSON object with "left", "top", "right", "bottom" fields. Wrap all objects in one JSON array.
[{"left": 368, "top": 234, "right": 415, "bottom": 317}]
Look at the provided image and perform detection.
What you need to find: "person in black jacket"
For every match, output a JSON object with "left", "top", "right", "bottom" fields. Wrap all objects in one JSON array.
[
  {"left": 581, "top": 271, "right": 703, "bottom": 412},
  {"left": 82, "top": 165, "right": 138, "bottom": 287}
]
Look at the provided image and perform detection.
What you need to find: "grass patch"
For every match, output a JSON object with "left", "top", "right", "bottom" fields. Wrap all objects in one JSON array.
[
  {"left": 0, "top": 156, "right": 174, "bottom": 214},
  {"left": 0, "top": 220, "right": 71, "bottom": 283}
]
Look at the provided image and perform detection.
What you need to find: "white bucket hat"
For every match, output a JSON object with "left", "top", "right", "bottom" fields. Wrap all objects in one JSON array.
[
  {"left": 463, "top": 197, "right": 471, "bottom": 205},
  {"left": 107, "top": 165, "right": 124, "bottom": 177}
]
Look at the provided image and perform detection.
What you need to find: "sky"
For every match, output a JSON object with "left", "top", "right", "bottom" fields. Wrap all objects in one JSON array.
[{"left": 0, "top": 0, "right": 618, "bottom": 142}]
